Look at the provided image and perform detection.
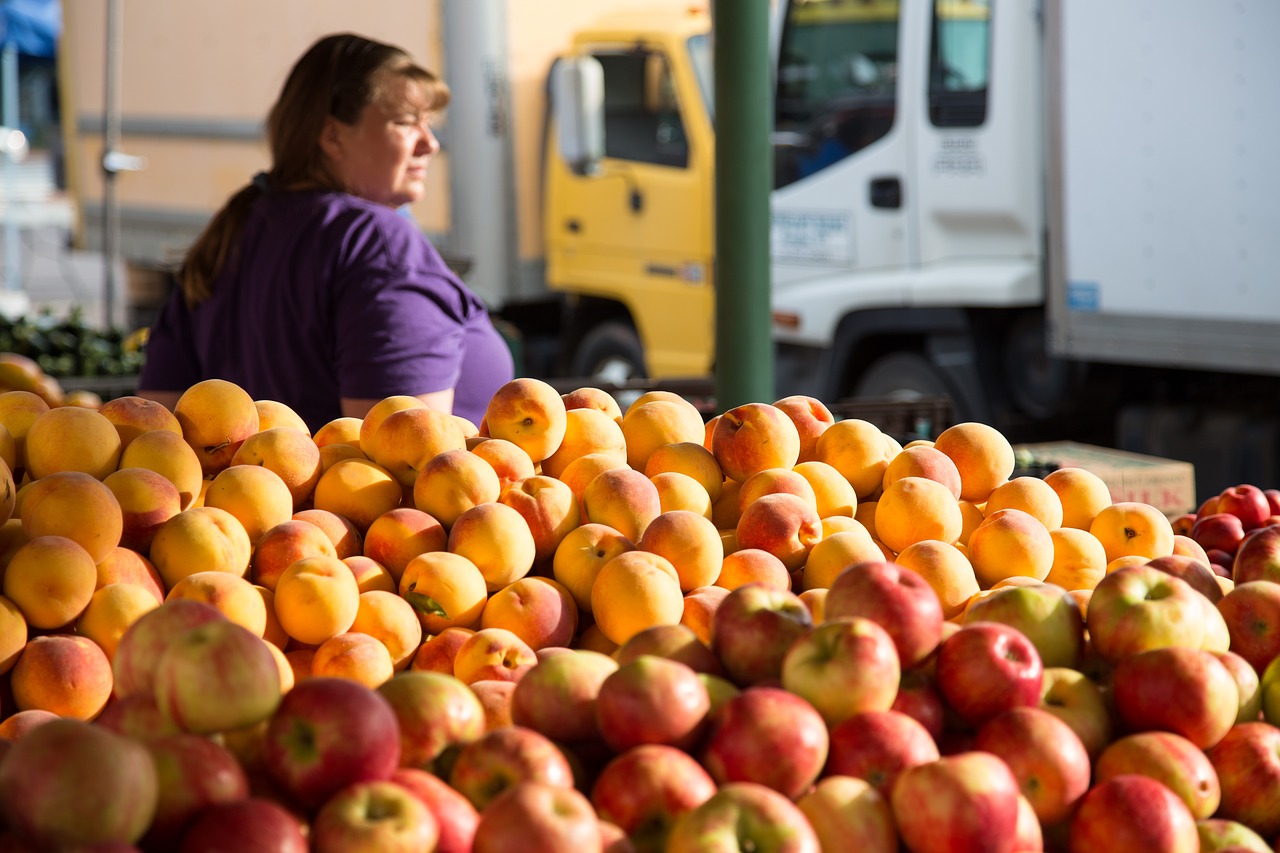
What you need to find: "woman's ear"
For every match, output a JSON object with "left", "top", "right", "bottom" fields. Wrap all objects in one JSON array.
[{"left": 319, "top": 116, "right": 346, "bottom": 163}]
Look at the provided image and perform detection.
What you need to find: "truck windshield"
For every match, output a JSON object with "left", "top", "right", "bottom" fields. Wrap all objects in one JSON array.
[{"left": 688, "top": 32, "right": 713, "bottom": 122}]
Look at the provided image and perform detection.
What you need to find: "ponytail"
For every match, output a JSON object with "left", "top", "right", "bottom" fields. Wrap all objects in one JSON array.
[{"left": 178, "top": 181, "right": 263, "bottom": 307}]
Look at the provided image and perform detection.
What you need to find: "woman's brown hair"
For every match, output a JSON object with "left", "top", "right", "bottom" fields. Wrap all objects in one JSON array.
[{"left": 178, "top": 33, "right": 450, "bottom": 305}]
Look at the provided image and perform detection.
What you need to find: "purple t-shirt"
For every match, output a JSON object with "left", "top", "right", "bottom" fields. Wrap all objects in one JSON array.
[{"left": 139, "top": 190, "right": 514, "bottom": 431}]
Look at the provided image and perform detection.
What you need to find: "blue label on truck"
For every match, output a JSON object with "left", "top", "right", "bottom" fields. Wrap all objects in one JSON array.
[{"left": 1067, "top": 281, "right": 1099, "bottom": 312}]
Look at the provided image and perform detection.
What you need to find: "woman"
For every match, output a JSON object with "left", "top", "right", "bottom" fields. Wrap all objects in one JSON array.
[{"left": 138, "top": 33, "right": 514, "bottom": 431}]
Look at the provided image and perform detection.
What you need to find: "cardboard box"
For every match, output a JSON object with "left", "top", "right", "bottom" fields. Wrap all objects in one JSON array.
[{"left": 1013, "top": 441, "right": 1196, "bottom": 517}]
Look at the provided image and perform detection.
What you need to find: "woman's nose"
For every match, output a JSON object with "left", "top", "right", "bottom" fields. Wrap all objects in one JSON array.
[{"left": 420, "top": 125, "right": 440, "bottom": 156}]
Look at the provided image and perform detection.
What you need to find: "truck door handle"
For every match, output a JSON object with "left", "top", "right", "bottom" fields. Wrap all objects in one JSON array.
[
  {"left": 566, "top": 219, "right": 582, "bottom": 233},
  {"left": 870, "top": 177, "right": 903, "bottom": 209}
]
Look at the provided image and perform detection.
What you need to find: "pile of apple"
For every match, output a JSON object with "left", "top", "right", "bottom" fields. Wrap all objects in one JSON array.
[{"left": 1, "top": 373, "right": 1280, "bottom": 851}]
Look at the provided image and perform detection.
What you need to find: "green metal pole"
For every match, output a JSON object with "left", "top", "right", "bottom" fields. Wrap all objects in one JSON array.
[{"left": 712, "top": 0, "right": 773, "bottom": 411}]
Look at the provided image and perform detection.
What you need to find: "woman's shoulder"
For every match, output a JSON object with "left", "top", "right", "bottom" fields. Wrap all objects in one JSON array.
[{"left": 307, "top": 193, "right": 442, "bottom": 274}]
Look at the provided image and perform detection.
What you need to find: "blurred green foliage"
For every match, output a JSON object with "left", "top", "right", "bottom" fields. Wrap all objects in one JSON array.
[{"left": 0, "top": 307, "right": 145, "bottom": 377}]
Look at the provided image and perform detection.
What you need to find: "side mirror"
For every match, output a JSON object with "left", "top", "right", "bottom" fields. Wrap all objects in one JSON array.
[{"left": 551, "top": 55, "right": 604, "bottom": 175}]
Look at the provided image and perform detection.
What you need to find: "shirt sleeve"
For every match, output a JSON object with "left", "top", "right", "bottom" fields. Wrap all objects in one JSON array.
[{"left": 137, "top": 289, "right": 202, "bottom": 392}]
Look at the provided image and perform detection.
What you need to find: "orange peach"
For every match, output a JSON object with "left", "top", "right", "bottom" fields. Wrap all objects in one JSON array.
[
  {"left": 645, "top": 441, "right": 724, "bottom": 503},
  {"left": 21, "top": 470, "right": 123, "bottom": 563},
  {"left": 621, "top": 399, "right": 706, "bottom": 472},
  {"left": 468, "top": 438, "right": 536, "bottom": 496},
  {"left": 482, "top": 378, "right": 568, "bottom": 463},
  {"left": 366, "top": 406, "right": 468, "bottom": 490},
  {"left": 118, "top": 428, "right": 204, "bottom": 509},
  {"left": 251, "top": 519, "right": 339, "bottom": 591},
  {"left": 874, "top": 476, "right": 964, "bottom": 555},
  {"left": 357, "top": 395, "right": 427, "bottom": 454},
  {"left": 819, "top": 515, "right": 861, "bottom": 537},
  {"left": 4, "top": 535, "right": 98, "bottom": 629},
  {"left": 343, "top": 555, "right": 397, "bottom": 594},
  {"left": 582, "top": 467, "right": 662, "bottom": 543},
  {"left": 853, "top": 499, "right": 879, "bottom": 539},
  {"left": 895, "top": 539, "right": 981, "bottom": 620},
  {"left": 292, "top": 508, "right": 363, "bottom": 558},
  {"left": 253, "top": 399, "right": 310, "bottom": 435},
  {"left": 793, "top": 461, "right": 857, "bottom": 519},
  {"left": 712, "top": 402, "right": 802, "bottom": 483},
  {"left": 166, "top": 570, "right": 268, "bottom": 635},
  {"left": 717, "top": 547, "right": 792, "bottom": 592},
  {"left": 410, "top": 626, "right": 477, "bottom": 674},
  {"left": 652, "top": 471, "right": 714, "bottom": 518},
  {"left": 561, "top": 386, "right": 624, "bottom": 422},
  {"left": 312, "top": 457, "right": 402, "bottom": 533},
  {"left": 103, "top": 467, "right": 182, "bottom": 554},
  {"left": 541, "top": 407, "right": 627, "bottom": 480},
  {"left": 272, "top": 555, "right": 361, "bottom": 646},
  {"left": 203, "top": 464, "right": 294, "bottom": 546},
  {"left": 932, "top": 422, "right": 1016, "bottom": 504},
  {"left": 310, "top": 632, "right": 395, "bottom": 689},
  {"left": 551, "top": 522, "right": 635, "bottom": 615},
  {"left": 399, "top": 550, "right": 489, "bottom": 634},
  {"left": 23, "top": 406, "right": 122, "bottom": 480},
  {"left": 362, "top": 508, "right": 447, "bottom": 586},
  {"left": 265, "top": 640, "right": 295, "bottom": 693},
  {"left": 639, "top": 509, "right": 723, "bottom": 592},
  {"left": 285, "top": 648, "right": 315, "bottom": 684},
  {"left": 470, "top": 679, "right": 518, "bottom": 730},
  {"left": 412, "top": 448, "right": 500, "bottom": 529},
  {"left": 452, "top": 627, "right": 538, "bottom": 685},
  {"left": 98, "top": 395, "right": 183, "bottom": 448},
  {"left": 95, "top": 546, "right": 165, "bottom": 604},
  {"left": 313, "top": 416, "right": 363, "bottom": 448},
  {"left": 680, "top": 585, "right": 732, "bottom": 646},
  {"left": 882, "top": 445, "right": 963, "bottom": 500},
  {"left": 1171, "top": 534, "right": 1210, "bottom": 564},
  {"left": 351, "top": 590, "right": 422, "bottom": 671},
  {"left": 447, "top": 502, "right": 536, "bottom": 592},
  {"left": 174, "top": 378, "right": 260, "bottom": 476},
  {"left": 11, "top": 634, "right": 113, "bottom": 720},
  {"left": 735, "top": 492, "right": 823, "bottom": 572},
  {"left": 74, "top": 582, "right": 161, "bottom": 661},
  {"left": 590, "top": 550, "right": 684, "bottom": 645},
  {"left": 150, "top": 506, "right": 252, "bottom": 588},
  {"left": 0, "top": 423, "right": 14, "bottom": 477},
  {"left": 0, "top": 593, "right": 25, "bottom": 674},
  {"left": 984, "top": 476, "right": 1064, "bottom": 531},
  {"left": 711, "top": 479, "right": 744, "bottom": 531},
  {"left": 558, "top": 453, "right": 625, "bottom": 516},
  {"left": 1043, "top": 467, "right": 1114, "bottom": 531},
  {"left": 318, "top": 442, "right": 367, "bottom": 473},
  {"left": 0, "top": 709, "right": 59, "bottom": 741},
  {"left": 1105, "top": 555, "right": 1150, "bottom": 575},
  {"left": 481, "top": 576, "right": 579, "bottom": 650},
  {"left": 230, "top": 427, "right": 323, "bottom": 509},
  {"left": 626, "top": 390, "right": 691, "bottom": 411},
  {"left": 815, "top": 418, "right": 892, "bottom": 499},
  {"left": 772, "top": 395, "right": 835, "bottom": 464},
  {"left": 957, "top": 499, "right": 986, "bottom": 547},
  {"left": 0, "top": 390, "right": 48, "bottom": 472},
  {"left": 1089, "top": 501, "right": 1175, "bottom": 564},
  {"left": 498, "top": 475, "right": 581, "bottom": 564},
  {"left": 968, "top": 508, "right": 1055, "bottom": 588},
  {"left": 1046, "top": 527, "right": 1108, "bottom": 592},
  {"left": 738, "top": 468, "right": 818, "bottom": 516},
  {"left": 798, "top": 588, "right": 827, "bottom": 622},
  {"left": 801, "top": 525, "right": 883, "bottom": 590},
  {"left": 576, "top": 623, "right": 620, "bottom": 657},
  {"left": 256, "top": 585, "right": 289, "bottom": 649}
]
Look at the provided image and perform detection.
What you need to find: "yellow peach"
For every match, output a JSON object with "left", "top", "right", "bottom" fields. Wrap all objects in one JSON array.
[
  {"left": 362, "top": 508, "right": 446, "bottom": 587},
  {"left": 651, "top": 471, "right": 714, "bottom": 518},
  {"left": 968, "top": 508, "right": 1055, "bottom": 588},
  {"left": 680, "top": 585, "right": 731, "bottom": 646},
  {"left": 0, "top": 389, "right": 48, "bottom": 474},
  {"left": 712, "top": 403, "right": 802, "bottom": 483},
  {"left": 95, "top": 546, "right": 165, "bottom": 605},
  {"left": 343, "top": 555, "right": 397, "bottom": 594},
  {"left": 357, "top": 395, "right": 427, "bottom": 454},
  {"left": 815, "top": 419, "right": 891, "bottom": 499},
  {"left": 480, "top": 576, "right": 579, "bottom": 650},
  {"left": 24, "top": 406, "right": 122, "bottom": 480},
  {"left": 98, "top": 395, "right": 182, "bottom": 449},
  {"left": 561, "top": 386, "right": 624, "bottom": 422},
  {"left": 1088, "top": 501, "right": 1176, "bottom": 564},
  {"left": 410, "top": 626, "right": 476, "bottom": 674},
  {"left": 251, "top": 519, "right": 339, "bottom": 591},
  {"left": 21, "top": 471, "right": 123, "bottom": 563},
  {"left": 412, "top": 448, "right": 500, "bottom": 529},
  {"left": 365, "top": 407, "right": 467, "bottom": 489},
  {"left": 351, "top": 590, "right": 422, "bottom": 671},
  {"left": 882, "top": 445, "right": 963, "bottom": 500},
  {"left": 273, "top": 555, "right": 361, "bottom": 646},
  {"left": 639, "top": 510, "right": 724, "bottom": 591},
  {"left": 1044, "top": 467, "right": 1114, "bottom": 531},
  {"left": 119, "top": 428, "right": 204, "bottom": 509},
  {"left": 312, "top": 457, "right": 402, "bottom": 534},
  {"left": 590, "top": 550, "right": 684, "bottom": 645},
  {"left": 622, "top": 399, "right": 706, "bottom": 472},
  {"left": 452, "top": 627, "right": 538, "bottom": 685},
  {"left": 447, "top": 502, "right": 536, "bottom": 592},
  {"left": 582, "top": 467, "right": 662, "bottom": 543},
  {"left": 253, "top": 399, "right": 310, "bottom": 435},
  {"left": 1046, "top": 527, "right": 1108, "bottom": 592},
  {"left": 874, "top": 476, "right": 964, "bottom": 555},
  {"left": 772, "top": 395, "right": 835, "bottom": 464},
  {"left": 468, "top": 438, "right": 536, "bottom": 496},
  {"left": 541, "top": 407, "right": 627, "bottom": 480},
  {"left": 166, "top": 570, "right": 268, "bottom": 635},
  {"left": 174, "top": 378, "right": 260, "bottom": 476},
  {"left": 498, "top": 475, "right": 581, "bottom": 564},
  {"left": 3, "top": 535, "right": 97, "bottom": 629},
  {"left": 231, "top": 427, "right": 323, "bottom": 509},
  {"left": 717, "top": 548, "right": 792, "bottom": 592},
  {"left": 313, "top": 416, "right": 363, "bottom": 448},
  {"left": 203, "top": 464, "right": 295, "bottom": 546},
  {"left": 292, "top": 508, "right": 363, "bottom": 559},
  {"left": 0, "top": 593, "right": 26, "bottom": 675},
  {"left": 645, "top": 441, "right": 724, "bottom": 503},
  {"left": 482, "top": 378, "right": 568, "bottom": 463},
  {"left": 552, "top": 522, "right": 635, "bottom": 615},
  {"left": 895, "top": 539, "right": 980, "bottom": 620},
  {"left": 801, "top": 525, "right": 883, "bottom": 590},
  {"left": 736, "top": 492, "right": 823, "bottom": 572},
  {"left": 399, "top": 550, "right": 489, "bottom": 634},
  {"left": 793, "top": 461, "right": 857, "bottom": 519},
  {"left": 932, "top": 422, "right": 1016, "bottom": 504},
  {"left": 311, "top": 632, "right": 395, "bottom": 689},
  {"left": 738, "top": 468, "right": 818, "bottom": 515},
  {"left": 11, "top": 634, "right": 113, "bottom": 720},
  {"left": 984, "top": 476, "right": 1064, "bottom": 531},
  {"left": 103, "top": 467, "right": 182, "bottom": 554}
]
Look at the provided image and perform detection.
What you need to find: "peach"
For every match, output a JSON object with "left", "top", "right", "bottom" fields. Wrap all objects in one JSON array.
[
  {"left": 958, "top": 499, "right": 986, "bottom": 547},
  {"left": 712, "top": 402, "right": 802, "bottom": 483},
  {"left": 621, "top": 399, "right": 706, "bottom": 472},
  {"left": 853, "top": 499, "right": 879, "bottom": 539},
  {"left": 639, "top": 509, "right": 723, "bottom": 591},
  {"left": 645, "top": 441, "right": 724, "bottom": 503},
  {"left": 362, "top": 508, "right": 446, "bottom": 586},
  {"left": 577, "top": 623, "right": 620, "bottom": 656},
  {"left": 23, "top": 406, "right": 122, "bottom": 480},
  {"left": 272, "top": 555, "right": 361, "bottom": 646},
  {"left": 932, "top": 422, "right": 1016, "bottom": 503},
  {"left": 452, "top": 627, "right": 538, "bottom": 684},
  {"left": 412, "top": 448, "right": 500, "bottom": 528},
  {"left": 626, "top": 389, "right": 692, "bottom": 411},
  {"left": 174, "top": 378, "right": 260, "bottom": 476},
  {"left": 319, "top": 442, "right": 367, "bottom": 473},
  {"left": 0, "top": 422, "right": 14, "bottom": 476},
  {"left": 738, "top": 467, "right": 818, "bottom": 515},
  {"left": 75, "top": 582, "right": 161, "bottom": 661},
  {"left": 203, "top": 464, "right": 295, "bottom": 546},
  {"left": 814, "top": 418, "right": 892, "bottom": 500},
  {"left": 150, "top": 506, "right": 252, "bottom": 589},
  {"left": 793, "top": 461, "right": 857, "bottom": 519},
  {"left": 103, "top": 467, "right": 182, "bottom": 553},
  {"left": 984, "top": 476, "right": 1064, "bottom": 531},
  {"left": 482, "top": 378, "right": 568, "bottom": 463},
  {"left": 95, "top": 546, "right": 165, "bottom": 605},
  {"left": 266, "top": 640, "right": 295, "bottom": 693},
  {"left": 1043, "top": 467, "right": 1114, "bottom": 531},
  {"left": 717, "top": 547, "right": 792, "bottom": 592},
  {"left": 468, "top": 438, "right": 536, "bottom": 496},
  {"left": 551, "top": 522, "right": 635, "bottom": 615},
  {"left": 350, "top": 590, "right": 422, "bottom": 671},
  {"left": 253, "top": 399, "right": 310, "bottom": 435},
  {"left": 312, "top": 457, "right": 402, "bottom": 534},
  {"left": 1089, "top": 501, "right": 1175, "bottom": 564},
  {"left": 882, "top": 445, "right": 963, "bottom": 500},
  {"left": 310, "top": 632, "right": 395, "bottom": 689},
  {"left": 772, "top": 395, "right": 835, "bottom": 464},
  {"left": 357, "top": 395, "right": 427, "bottom": 454},
  {"left": 0, "top": 389, "right": 49, "bottom": 472},
  {"left": 801, "top": 525, "right": 883, "bottom": 590},
  {"left": 251, "top": 519, "right": 339, "bottom": 591},
  {"left": 582, "top": 467, "right": 662, "bottom": 543},
  {"left": 0, "top": 593, "right": 24, "bottom": 674},
  {"left": 968, "top": 508, "right": 1055, "bottom": 588},
  {"left": 820, "top": 515, "right": 861, "bottom": 537},
  {"left": 561, "top": 386, "right": 623, "bottom": 422},
  {"left": 447, "top": 502, "right": 536, "bottom": 592},
  {"left": 11, "top": 634, "right": 113, "bottom": 720},
  {"left": 1046, "top": 527, "right": 1108, "bottom": 592},
  {"left": 498, "top": 475, "right": 581, "bottom": 563},
  {"left": 256, "top": 585, "right": 289, "bottom": 649},
  {"left": 735, "top": 492, "right": 823, "bottom": 572},
  {"left": 798, "top": 588, "right": 827, "bottom": 622},
  {"left": 875, "top": 476, "right": 964, "bottom": 555},
  {"left": 410, "top": 626, "right": 476, "bottom": 674},
  {"left": 652, "top": 471, "right": 714, "bottom": 518},
  {"left": 166, "top": 570, "right": 268, "bottom": 636},
  {"left": 118, "top": 428, "right": 204, "bottom": 509},
  {"left": 711, "top": 479, "right": 744, "bottom": 531},
  {"left": 230, "top": 427, "right": 323, "bottom": 509},
  {"left": 366, "top": 406, "right": 468, "bottom": 489},
  {"left": 895, "top": 539, "right": 981, "bottom": 620},
  {"left": 285, "top": 648, "right": 315, "bottom": 683},
  {"left": 292, "top": 508, "right": 363, "bottom": 558},
  {"left": 680, "top": 585, "right": 732, "bottom": 645},
  {"left": 481, "top": 576, "right": 579, "bottom": 650},
  {"left": 1171, "top": 534, "right": 1210, "bottom": 564},
  {"left": 0, "top": 709, "right": 59, "bottom": 741},
  {"left": 590, "top": 550, "right": 684, "bottom": 645},
  {"left": 21, "top": 470, "right": 123, "bottom": 563},
  {"left": 1105, "top": 555, "right": 1150, "bottom": 574},
  {"left": 541, "top": 407, "right": 627, "bottom": 480},
  {"left": 469, "top": 679, "right": 518, "bottom": 730},
  {"left": 398, "top": 551, "right": 489, "bottom": 634},
  {"left": 313, "top": 416, "right": 363, "bottom": 448},
  {"left": 343, "top": 555, "right": 397, "bottom": 594},
  {"left": 3, "top": 535, "right": 97, "bottom": 629},
  {"left": 97, "top": 395, "right": 183, "bottom": 448},
  {"left": 559, "top": 452, "right": 626, "bottom": 516}
]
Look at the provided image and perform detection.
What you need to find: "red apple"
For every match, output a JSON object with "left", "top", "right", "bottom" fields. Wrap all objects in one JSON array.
[
  {"left": 781, "top": 617, "right": 900, "bottom": 727},
  {"left": 962, "top": 581, "right": 1085, "bottom": 669},
  {"left": 1110, "top": 646, "right": 1239, "bottom": 749},
  {"left": 1218, "top": 484, "right": 1272, "bottom": 531},
  {"left": 710, "top": 583, "right": 812, "bottom": 687},
  {"left": 310, "top": 780, "right": 439, "bottom": 853},
  {"left": 511, "top": 649, "right": 618, "bottom": 745},
  {"left": 666, "top": 782, "right": 819, "bottom": 853},
  {"left": 1171, "top": 513, "right": 1196, "bottom": 537},
  {"left": 1213, "top": 650, "right": 1263, "bottom": 723},
  {"left": 1038, "top": 666, "right": 1113, "bottom": 759},
  {"left": 797, "top": 776, "right": 895, "bottom": 853},
  {"left": 890, "top": 751, "right": 1021, "bottom": 853},
  {"left": 153, "top": 619, "right": 282, "bottom": 735},
  {"left": 1232, "top": 524, "right": 1280, "bottom": 583},
  {"left": 825, "top": 709, "right": 940, "bottom": 795},
  {"left": 263, "top": 677, "right": 401, "bottom": 810},
  {"left": 590, "top": 744, "right": 716, "bottom": 850},
  {"left": 93, "top": 692, "right": 182, "bottom": 742},
  {"left": 892, "top": 666, "right": 946, "bottom": 741},
  {"left": 594, "top": 655, "right": 710, "bottom": 752},
  {"left": 935, "top": 621, "right": 1044, "bottom": 728},
  {"left": 1218, "top": 581, "right": 1280, "bottom": 673},
  {"left": 1094, "top": 730, "right": 1220, "bottom": 820},
  {"left": 615, "top": 623, "right": 723, "bottom": 676},
  {"left": 376, "top": 670, "right": 486, "bottom": 771},
  {"left": 1068, "top": 774, "right": 1198, "bottom": 853},
  {"left": 177, "top": 797, "right": 308, "bottom": 852},
  {"left": 111, "top": 599, "right": 225, "bottom": 700},
  {"left": 1192, "top": 513, "right": 1247, "bottom": 556},
  {"left": 389, "top": 767, "right": 480, "bottom": 853},
  {"left": 973, "top": 706, "right": 1091, "bottom": 826},
  {"left": 824, "top": 560, "right": 944, "bottom": 668},
  {"left": 1085, "top": 565, "right": 1212, "bottom": 663},
  {"left": 1208, "top": 549, "right": 1237, "bottom": 575},
  {"left": 1265, "top": 490, "right": 1280, "bottom": 515},
  {"left": 473, "top": 782, "right": 601, "bottom": 853},
  {"left": 700, "top": 686, "right": 829, "bottom": 799},
  {"left": 1205, "top": 721, "right": 1280, "bottom": 839},
  {"left": 1194, "top": 817, "right": 1273, "bottom": 852},
  {"left": 142, "top": 733, "right": 250, "bottom": 848},
  {"left": 448, "top": 725, "right": 575, "bottom": 811},
  {"left": 1144, "top": 554, "right": 1224, "bottom": 603}
]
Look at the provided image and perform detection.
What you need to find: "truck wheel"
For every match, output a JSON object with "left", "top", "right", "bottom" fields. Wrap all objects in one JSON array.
[
  {"left": 571, "top": 322, "right": 647, "bottom": 383},
  {"left": 852, "top": 352, "right": 952, "bottom": 402}
]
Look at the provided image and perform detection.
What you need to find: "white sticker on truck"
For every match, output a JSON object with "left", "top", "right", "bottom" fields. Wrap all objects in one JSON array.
[{"left": 771, "top": 210, "right": 853, "bottom": 266}]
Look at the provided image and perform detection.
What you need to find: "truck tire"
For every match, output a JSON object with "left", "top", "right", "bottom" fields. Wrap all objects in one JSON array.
[
  {"left": 852, "top": 352, "right": 953, "bottom": 402},
  {"left": 570, "top": 322, "right": 647, "bottom": 383}
]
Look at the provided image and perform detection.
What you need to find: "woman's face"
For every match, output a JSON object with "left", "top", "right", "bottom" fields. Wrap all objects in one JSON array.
[{"left": 322, "top": 75, "right": 440, "bottom": 208}]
